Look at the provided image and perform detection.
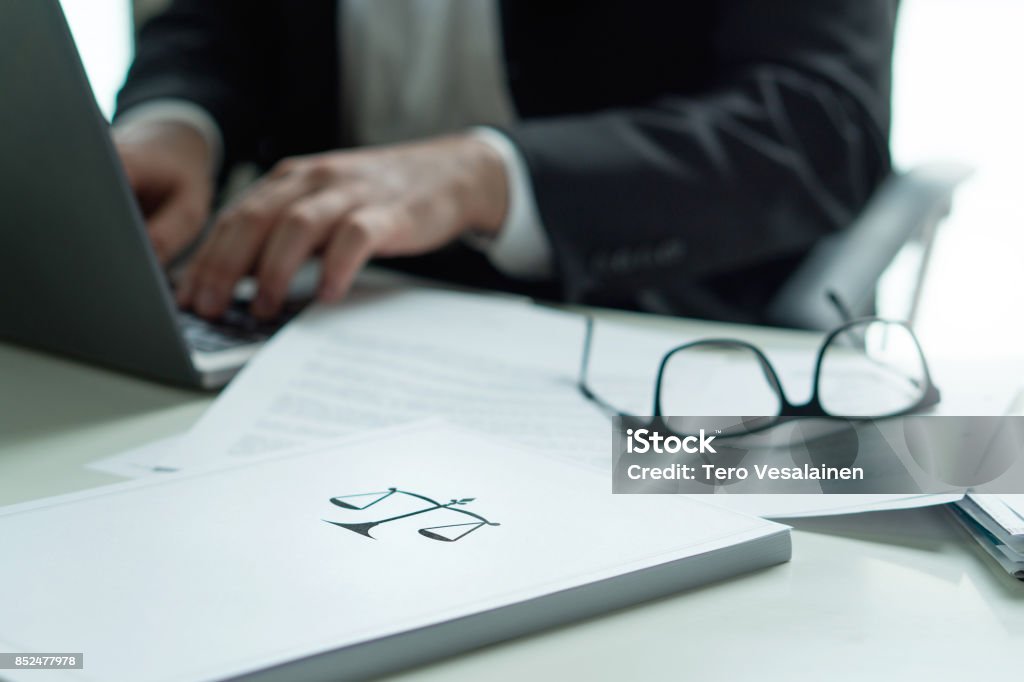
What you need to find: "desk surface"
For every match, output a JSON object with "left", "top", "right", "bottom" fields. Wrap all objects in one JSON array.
[{"left": 1, "top": 309, "right": 1021, "bottom": 681}]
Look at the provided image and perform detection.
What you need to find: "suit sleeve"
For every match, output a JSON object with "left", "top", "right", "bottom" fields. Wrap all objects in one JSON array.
[
  {"left": 502, "top": 0, "right": 897, "bottom": 315},
  {"left": 114, "top": 0, "right": 275, "bottom": 174}
]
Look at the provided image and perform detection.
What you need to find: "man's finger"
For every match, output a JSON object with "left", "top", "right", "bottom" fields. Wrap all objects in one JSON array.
[
  {"left": 146, "top": 194, "right": 207, "bottom": 264},
  {"left": 252, "top": 189, "right": 362, "bottom": 318},
  {"left": 114, "top": 144, "right": 153, "bottom": 193},
  {"left": 184, "top": 172, "right": 312, "bottom": 318},
  {"left": 318, "top": 207, "right": 394, "bottom": 303}
]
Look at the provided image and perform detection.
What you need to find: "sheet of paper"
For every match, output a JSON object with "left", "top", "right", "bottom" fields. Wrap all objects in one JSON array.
[
  {"left": 966, "top": 494, "right": 1024, "bottom": 536},
  {"left": 709, "top": 493, "right": 964, "bottom": 519},
  {"left": 86, "top": 436, "right": 183, "bottom": 477},
  {"left": 157, "top": 286, "right": 676, "bottom": 472},
  {"left": 948, "top": 506, "right": 1024, "bottom": 580},
  {"left": 992, "top": 495, "right": 1024, "bottom": 525},
  {"left": 1, "top": 422, "right": 788, "bottom": 682}
]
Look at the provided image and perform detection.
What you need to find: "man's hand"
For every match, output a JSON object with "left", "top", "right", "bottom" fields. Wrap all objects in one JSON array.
[
  {"left": 176, "top": 134, "right": 509, "bottom": 320},
  {"left": 114, "top": 122, "right": 214, "bottom": 264}
]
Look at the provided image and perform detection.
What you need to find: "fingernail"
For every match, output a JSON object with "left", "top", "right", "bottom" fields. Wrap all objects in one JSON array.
[
  {"left": 317, "top": 282, "right": 336, "bottom": 301},
  {"left": 196, "top": 290, "right": 218, "bottom": 316},
  {"left": 176, "top": 280, "right": 193, "bottom": 306},
  {"left": 251, "top": 293, "right": 273, "bottom": 318}
]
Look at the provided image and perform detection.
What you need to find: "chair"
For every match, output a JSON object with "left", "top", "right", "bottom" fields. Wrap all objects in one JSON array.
[{"left": 765, "top": 162, "right": 973, "bottom": 331}]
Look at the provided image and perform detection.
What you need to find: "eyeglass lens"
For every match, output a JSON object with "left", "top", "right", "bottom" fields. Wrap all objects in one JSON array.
[
  {"left": 817, "top": 320, "right": 928, "bottom": 417},
  {"left": 657, "top": 342, "right": 783, "bottom": 436}
]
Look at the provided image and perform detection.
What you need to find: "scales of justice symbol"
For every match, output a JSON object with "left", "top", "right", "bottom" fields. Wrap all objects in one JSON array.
[{"left": 324, "top": 488, "right": 501, "bottom": 542}]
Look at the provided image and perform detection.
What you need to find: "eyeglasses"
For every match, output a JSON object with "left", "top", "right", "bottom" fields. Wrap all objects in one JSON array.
[{"left": 578, "top": 311, "right": 941, "bottom": 438}]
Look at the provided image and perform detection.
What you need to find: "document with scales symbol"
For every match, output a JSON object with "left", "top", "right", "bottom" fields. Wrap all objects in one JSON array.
[{"left": 0, "top": 422, "right": 790, "bottom": 682}]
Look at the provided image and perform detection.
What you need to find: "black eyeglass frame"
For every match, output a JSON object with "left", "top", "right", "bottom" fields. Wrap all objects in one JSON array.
[{"left": 578, "top": 315, "right": 942, "bottom": 437}]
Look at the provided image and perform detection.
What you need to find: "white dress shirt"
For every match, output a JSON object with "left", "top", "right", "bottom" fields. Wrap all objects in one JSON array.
[{"left": 116, "top": 0, "right": 553, "bottom": 280}]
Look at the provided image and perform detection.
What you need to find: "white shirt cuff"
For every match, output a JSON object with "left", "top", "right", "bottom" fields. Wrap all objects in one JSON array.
[
  {"left": 466, "top": 127, "right": 554, "bottom": 280},
  {"left": 114, "top": 99, "right": 224, "bottom": 175}
]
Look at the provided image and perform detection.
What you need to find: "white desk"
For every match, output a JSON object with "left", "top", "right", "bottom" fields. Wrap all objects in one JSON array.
[{"left": 1, "top": 309, "right": 1021, "bottom": 681}]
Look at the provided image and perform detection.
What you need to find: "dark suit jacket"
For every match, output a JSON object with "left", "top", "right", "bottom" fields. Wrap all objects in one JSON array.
[{"left": 117, "top": 0, "right": 897, "bottom": 323}]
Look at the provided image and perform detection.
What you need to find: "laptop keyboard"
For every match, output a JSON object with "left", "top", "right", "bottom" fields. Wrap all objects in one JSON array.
[{"left": 178, "top": 300, "right": 302, "bottom": 353}]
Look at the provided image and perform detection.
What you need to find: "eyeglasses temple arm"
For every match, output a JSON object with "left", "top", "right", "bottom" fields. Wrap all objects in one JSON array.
[
  {"left": 577, "top": 316, "right": 633, "bottom": 417},
  {"left": 826, "top": 290, "right": 856, "bottom": 325},
  {"left": 578, "top": 316, "right": 596, "bottom": 396}
]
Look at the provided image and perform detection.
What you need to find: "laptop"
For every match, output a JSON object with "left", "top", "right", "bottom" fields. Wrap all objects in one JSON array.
[{"left": 0, "top": 0, "right": 293, "bottom": 389}]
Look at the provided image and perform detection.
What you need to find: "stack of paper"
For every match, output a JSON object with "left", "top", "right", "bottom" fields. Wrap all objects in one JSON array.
[
  {"left": 950, "top": 494, "right": 1024, "bottom": 580},
  {"left": 0, "top": 422, "right": 790, "bottom": 682},
  {"left": 89, "top": 281, "right": 1012, "bottom": 519}
]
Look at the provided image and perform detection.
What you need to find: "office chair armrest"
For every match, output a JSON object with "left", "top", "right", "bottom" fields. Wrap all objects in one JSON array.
[{"left": 765, "top": 162, "right": 974, "bottom": 331}]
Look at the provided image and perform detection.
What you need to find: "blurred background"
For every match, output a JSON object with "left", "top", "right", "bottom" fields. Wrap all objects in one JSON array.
[{"left": 60, "top": 0, "right": 1023, "bottom": 362}]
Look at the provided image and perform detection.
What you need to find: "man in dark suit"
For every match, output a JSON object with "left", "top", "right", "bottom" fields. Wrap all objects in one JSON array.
[{"left": 114, "top": 0, "right": 897, "bottom": 324}]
